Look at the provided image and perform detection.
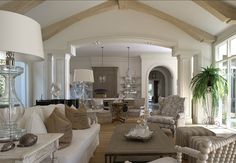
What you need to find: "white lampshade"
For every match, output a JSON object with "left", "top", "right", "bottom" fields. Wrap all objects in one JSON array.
[
  {"left": 73, "top": 69, "right": 94, "bottom": 83},
  {"left": 0, "top": 10, "right": 44, "bottom": 61}
]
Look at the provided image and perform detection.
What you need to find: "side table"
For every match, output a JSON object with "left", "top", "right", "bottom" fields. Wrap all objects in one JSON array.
[
  {"left": 112, "top": 102, "right": 125, "bottom": 123},
  {"left": 0, "top": 133, "right": 63, "bottom": 163}
]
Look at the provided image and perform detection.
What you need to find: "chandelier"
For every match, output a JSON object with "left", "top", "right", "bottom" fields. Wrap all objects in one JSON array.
[
  {"left": 99, "top": 47, "right": 106, "bottom": 83},
  {"left": 123, "top": 47, "right": 137, "bottom": 98}
]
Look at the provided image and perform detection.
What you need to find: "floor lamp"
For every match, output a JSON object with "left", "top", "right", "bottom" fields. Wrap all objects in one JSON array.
[
  {"left": 0, "top": 11, "right": 44, "bottom": 142},
  {"left": 73, "top": 69, "right": 94, "bottom": 107}
]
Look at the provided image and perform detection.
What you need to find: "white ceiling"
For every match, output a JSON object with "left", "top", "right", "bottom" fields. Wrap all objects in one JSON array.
[
  {"left": 76, "top": 42, "right": 172, "bottom": 57},
  {"left": 1, "top": 0, "right": 235, "bottom": 57}
]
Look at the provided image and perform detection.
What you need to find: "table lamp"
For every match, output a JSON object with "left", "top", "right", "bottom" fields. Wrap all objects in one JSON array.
[
  {"left": 0, "top": 10, "right": 44, "bottom": 142},
  {"left": 73, "top": 69, "right": 94, "bottom": 105}
]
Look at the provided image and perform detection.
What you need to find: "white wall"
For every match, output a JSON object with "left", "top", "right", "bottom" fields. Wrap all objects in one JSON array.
[
  {"left": 70, "top": 56, "right": 141, "bottom": 96},
  {"left": 140, "top": 53, "right": 177, "bottom": 100}
]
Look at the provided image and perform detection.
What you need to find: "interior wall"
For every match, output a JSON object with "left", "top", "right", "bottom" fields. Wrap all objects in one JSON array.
[
  {"left": 70, "top": 56, "right": 141, "bottom": 97},
  {"left": 140, "top": 53, "right": 177, "bottom": 101}
]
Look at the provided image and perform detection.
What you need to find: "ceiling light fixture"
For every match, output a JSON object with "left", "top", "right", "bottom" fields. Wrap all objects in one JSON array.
[
  {"left": 122, "top": 47, "right": 137, "bottom": 98},
  {"left": 99, "top": 47, "right": 106, "bottom": 83}
]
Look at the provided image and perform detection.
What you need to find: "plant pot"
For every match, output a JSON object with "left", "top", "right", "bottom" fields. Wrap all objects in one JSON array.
[{"left": 207, "top": 116, "right": 215, "bottom": 125}]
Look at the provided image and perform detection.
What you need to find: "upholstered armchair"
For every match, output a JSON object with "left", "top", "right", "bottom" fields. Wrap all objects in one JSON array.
[{"left": 147, "top": 95, "right": 185, "bottom": 135}]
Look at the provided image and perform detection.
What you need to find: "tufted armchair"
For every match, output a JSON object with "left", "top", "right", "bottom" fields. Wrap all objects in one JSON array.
[{"left": 147, "top": 95, "right": 185, "bottom": 135}]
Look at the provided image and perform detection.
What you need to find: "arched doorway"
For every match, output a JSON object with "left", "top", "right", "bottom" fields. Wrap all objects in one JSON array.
[{"left": 148, "top": 66, "right": 172, "bottom": 110}]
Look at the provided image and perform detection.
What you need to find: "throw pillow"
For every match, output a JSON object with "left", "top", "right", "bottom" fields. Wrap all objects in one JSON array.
[
  {"left": 45, "top": 107, "right": 72, "bottom": 149},
  {"left": 65, "top": 104, "right": 90, "bottom": 130},
  {"left": 25, "top": 111, "right": 47, "bottom": 134}
]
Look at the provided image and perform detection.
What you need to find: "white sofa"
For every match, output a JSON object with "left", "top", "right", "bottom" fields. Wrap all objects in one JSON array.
[{"left": 19, "top": 104, "right": 100, "bottom": 163}]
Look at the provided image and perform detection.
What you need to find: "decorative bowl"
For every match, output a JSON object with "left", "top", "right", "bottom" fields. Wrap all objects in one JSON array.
[{"left": 124, "top": 128, "right": 153, "bottom": 141}]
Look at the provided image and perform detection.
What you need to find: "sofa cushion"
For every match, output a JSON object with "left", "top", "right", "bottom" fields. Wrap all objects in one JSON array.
[
  {"left": 147, "top": 115, "right": 175, "bottom": 125},
  {"left": 65, "top": 104, "right": 90, "bottom": 130},
  {"left": 25, "top": 111, "right": 47, "bottom": 134},
  {"left": 19, "top": 106, "right": 44, "bottom": 129},
  {"left": 45, "top": 107, "right": 72, "bottom": 149},
  {"left": 40, "top": 104, "right": 65, "bottom": 122}
]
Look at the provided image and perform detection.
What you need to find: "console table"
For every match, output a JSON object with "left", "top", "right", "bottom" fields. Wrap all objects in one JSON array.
[{"left": 0, "top": 133, "right": 63, "bottom": 163}]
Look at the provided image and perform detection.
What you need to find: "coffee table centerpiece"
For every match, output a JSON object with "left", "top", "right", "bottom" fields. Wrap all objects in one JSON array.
[{"left": 125, "top": 117, "right": 153, "bottom": 141}]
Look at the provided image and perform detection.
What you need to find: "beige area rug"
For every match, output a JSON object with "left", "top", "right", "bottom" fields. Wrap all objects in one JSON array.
[{"left": 89, "top": 118, "right": 184, "bottom": 163}]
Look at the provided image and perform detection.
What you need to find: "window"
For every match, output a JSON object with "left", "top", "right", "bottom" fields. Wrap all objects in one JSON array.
[
  {"left": 215, "top": 35, "right": 236, "bottom": 128},
  {"left": 0, "top": 59, "right": 5, "bottom": 96}
]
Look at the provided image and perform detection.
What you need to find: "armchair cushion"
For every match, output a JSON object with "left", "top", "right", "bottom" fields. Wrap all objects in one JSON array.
[{"left": 147, "top": 115, "right": 175, "bottom": 125}]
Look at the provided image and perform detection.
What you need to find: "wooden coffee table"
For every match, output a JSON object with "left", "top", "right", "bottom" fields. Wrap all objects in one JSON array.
[{"left": 105, "top": 123, "right": 176, "bottom": 163}]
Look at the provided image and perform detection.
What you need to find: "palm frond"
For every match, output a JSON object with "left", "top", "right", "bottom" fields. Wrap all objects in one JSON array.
[{"left": 190, "top": 64, "right": 228, "bottom": 117}]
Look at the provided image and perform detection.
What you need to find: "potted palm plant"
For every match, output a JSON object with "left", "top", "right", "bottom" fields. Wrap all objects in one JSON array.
[{"left": 190, "top": 64, "right": 228, "bottom": 124}]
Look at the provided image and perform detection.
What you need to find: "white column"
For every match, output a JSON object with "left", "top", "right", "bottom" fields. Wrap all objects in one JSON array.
[
  {"left": 50, "top": 53, "right": 71, "bottom": 99},
  {"left": 64, "top": 54, "right": 71, "bottom": 99},
  {"left": 177, "top": 54, "right": 193, "bottom": 124}
]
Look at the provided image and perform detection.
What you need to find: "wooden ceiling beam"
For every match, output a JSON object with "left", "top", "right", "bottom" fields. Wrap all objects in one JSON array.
[
  {"left": 127, "top": 1, "right": 215, "bottom": 43},
  {"left": 193, "top": 0, "right": 236, "bottom": 24},
  {"left": 117, "top": 0, "right": 128, "bottom": 10},
  {"left": 0, "top": 0, "right": 45, "bottom": 14},
  {"left": 42, "top": 0, "right": 215, "bottom": 43},
  {"left": 42, "top": 1, "right": 118, "bottom": 41}
]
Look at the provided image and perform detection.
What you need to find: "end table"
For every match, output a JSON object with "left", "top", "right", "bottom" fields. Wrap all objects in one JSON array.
[{"left": 0, "top": 133, "right": 63, "bottom": 163}]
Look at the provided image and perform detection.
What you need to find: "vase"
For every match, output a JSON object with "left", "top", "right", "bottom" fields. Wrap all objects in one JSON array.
[{"left": 0, "top": 65, "right": 26, "bottom": 142}]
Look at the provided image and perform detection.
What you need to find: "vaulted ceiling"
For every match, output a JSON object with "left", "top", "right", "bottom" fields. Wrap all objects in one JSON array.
[{"left": 0, "top": 0, "right": 236, "bottom": 56}]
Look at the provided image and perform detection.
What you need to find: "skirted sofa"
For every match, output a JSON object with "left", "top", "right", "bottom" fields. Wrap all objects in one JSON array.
[{"left": 18, "top": 104, "right": 100, "bottom": 163}]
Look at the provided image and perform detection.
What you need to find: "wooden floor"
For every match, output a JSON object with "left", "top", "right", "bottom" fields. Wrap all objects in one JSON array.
[{"left": 89, "top": 118, "right": 185, "bottom": 163}]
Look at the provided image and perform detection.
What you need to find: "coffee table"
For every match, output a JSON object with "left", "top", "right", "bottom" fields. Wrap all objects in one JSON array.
[{"left": 105, "top": 123, "right": 176, "bottom": 163}]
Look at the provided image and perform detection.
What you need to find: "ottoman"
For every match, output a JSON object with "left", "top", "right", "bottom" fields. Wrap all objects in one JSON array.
[{"left": 176, "top": 126, "right": 216, "bottom": 159}]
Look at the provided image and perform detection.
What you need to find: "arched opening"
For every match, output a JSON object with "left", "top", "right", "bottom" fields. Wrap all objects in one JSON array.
[{"left": 148, "top": 66, "right": 173, "bottom": 110}]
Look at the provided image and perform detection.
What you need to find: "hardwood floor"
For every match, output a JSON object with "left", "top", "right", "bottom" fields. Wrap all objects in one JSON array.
[{"left": 89, "top": 123, "right": 116, "bottom": 163}]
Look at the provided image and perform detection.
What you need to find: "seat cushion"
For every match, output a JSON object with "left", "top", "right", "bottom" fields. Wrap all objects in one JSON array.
[
  {"left": 148, "top": 157, "right": 177, "bottom": 163},
  {"left": 55, "top": 124, "right": 100, "bottom": 163},
  {"left": 147, "top": 115, "right": 175, "bottom": 125}
]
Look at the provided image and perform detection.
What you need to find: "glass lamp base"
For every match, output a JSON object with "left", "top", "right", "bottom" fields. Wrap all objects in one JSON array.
[{"left": 0, "top": 127, "right": 26, "bottom": 142}]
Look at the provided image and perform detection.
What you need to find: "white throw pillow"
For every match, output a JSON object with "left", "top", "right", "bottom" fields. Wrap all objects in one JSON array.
[{"left": 25, "top": 111, "right": 47, "bottom": 134}]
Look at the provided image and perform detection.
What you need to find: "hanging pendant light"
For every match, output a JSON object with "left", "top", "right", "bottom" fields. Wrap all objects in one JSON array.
[
  {"left": 126, "top": 47, "right": 131, "bottom": 79},
  {"left": 99, "top": 47, "right": 106, "bottom": 83},
  {"left": 123, "top": 46, "right": 137, "bottom": 98}
]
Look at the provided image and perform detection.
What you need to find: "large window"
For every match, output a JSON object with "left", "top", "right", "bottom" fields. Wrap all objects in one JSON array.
[
  {"left": 215, "top": 35, "right": 236, "bottom": 128},
  {"left": 0, "top": 59, "right": 6, "bottom": 96}
]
